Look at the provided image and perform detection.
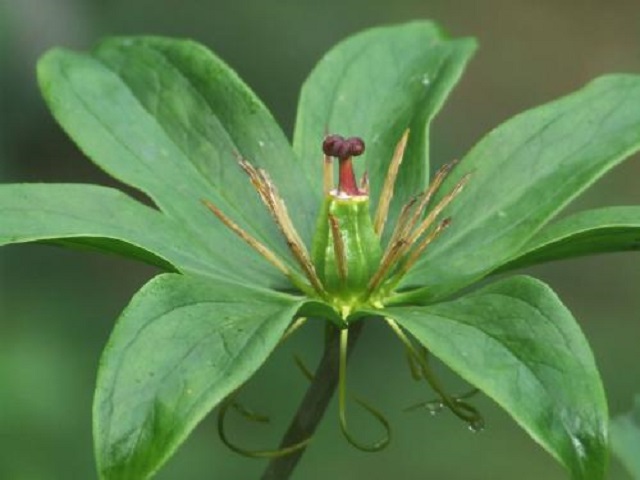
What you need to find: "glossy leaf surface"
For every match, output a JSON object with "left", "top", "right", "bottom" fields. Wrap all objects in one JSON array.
[
  {"left": 382, "top": 276, "right": 608, "bottom": 479},
  {"left": 0, "top": 183, "right": 218, "bottom": 275},
  {"left": 94, "top": 273, "right": 304, "bottom": 479},
  {"left": 38, "top": 38, "right": 314, "bottom": 288},
  {"left": 400, "top": 75, "right": 640, "bottom": 303},
  {"left": 497, "top": 206, "right": 640, "bottom": 271}
]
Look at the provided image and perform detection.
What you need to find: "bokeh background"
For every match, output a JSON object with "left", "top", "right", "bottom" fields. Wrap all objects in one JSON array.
[{"left": 1, "top": 1, "right": 639, "bottom": 479}]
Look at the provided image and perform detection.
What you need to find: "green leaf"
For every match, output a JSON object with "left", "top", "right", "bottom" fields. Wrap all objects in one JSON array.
[
  {"left": 0, "top": 183, "right": 226, "bottom": 276},
  {"left": 400, "top": 75, "right": 640, "bottom": 303},
  {"left": 293, "top": 21, "right": 476, "bottom": 231},
  {"left": 381, "top": 276, "right": 608, "bottom": 479},
  {"left": 94, "top": 273, "right": 304, "bottom": 479},
  {"left": 611, "top": 395, "right": 640, "bottom": 479},
  {"left": 38, "top": 37, "right": 314, "bottom": 289},
  {"left": 497, "top": 206, "right": 640, "bottom": 272}
]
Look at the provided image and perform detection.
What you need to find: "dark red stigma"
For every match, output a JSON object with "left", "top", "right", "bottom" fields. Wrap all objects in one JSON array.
[{"left": 322, "top": 135, "right": 366, "bottom": 196}]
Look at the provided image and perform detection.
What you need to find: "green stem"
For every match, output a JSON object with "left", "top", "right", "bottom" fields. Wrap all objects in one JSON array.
[{"left": 259, "top": 321, "right": 365, "bottom": 480}]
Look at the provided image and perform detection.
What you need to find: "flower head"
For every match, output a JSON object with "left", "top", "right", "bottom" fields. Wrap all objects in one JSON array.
[
  {"left": 205, "top": 131, "right": 467, "bottom": 322},
  {"left": 202, "top": 130, "right": 481, "bottom": 453}
]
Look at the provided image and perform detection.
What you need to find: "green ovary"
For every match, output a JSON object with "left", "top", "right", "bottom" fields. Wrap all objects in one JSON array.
[{"left": 312, "top": 195, "right": 382, "bottom": 308}]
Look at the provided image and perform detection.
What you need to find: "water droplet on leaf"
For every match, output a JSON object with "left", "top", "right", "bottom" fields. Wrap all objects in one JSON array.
[
  {"left": 424, "top": 400, "right": 444, "bottom": 416},
  {"left": 467, "top": 418, "right": 485, "bottom": 433}
]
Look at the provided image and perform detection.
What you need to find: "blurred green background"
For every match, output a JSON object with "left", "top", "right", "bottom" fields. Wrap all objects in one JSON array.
[{"left": 1, "top": 0, "right": 639, "bottom": 479}]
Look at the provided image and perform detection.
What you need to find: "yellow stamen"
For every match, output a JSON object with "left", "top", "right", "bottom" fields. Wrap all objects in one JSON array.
[
  {"left": 367, "top": 238, "right": 408, "bottom": 294},
  {"left": 406, "top": 174, "right": 470, "bottom": 248},
  {"left": 360, "top": 171, "right": 369, "bottom": 194},
  {"left": 373, "top": 130, "right": 409, "bottom": 236},
  {"left": 404, "top": 159, "right": 458, "bottom": 236},
  {"left": 393, "top": 217, "right": 452, "bottom": 280},
  {"left": 384, "top": 196, "right": 418, "bottom": 252},
  {"left": 202, "top": 200, "right": 291, "bottom": 278},
  {"left": 323, "top": 154, "right": 334, "bottom": 196},
  {"left": 369, "top": 168, "right": 469, "bottom": 294}
]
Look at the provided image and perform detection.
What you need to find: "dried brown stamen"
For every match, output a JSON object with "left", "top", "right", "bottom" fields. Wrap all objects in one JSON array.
[
  {"left": 202, "top": 200, "right": 295, "bottom": 281},
  {"left": 404, "top": 174, "right": 470, "bottom": 249},
  {"left": 392, "top": 217, "right": 452, "bottom": 281},
  {"left": 237, "top": 159, "right": 327, "bottom": 296},
  {"left": 367, "top": 149, "right": 469, "bottom": 294},
  {"left": 367, "top": 237, "right": 409, "bottom": 294},
  {"left": 403, "top": 159, "right": 459, "bottom": 236},
  {"left": 385, "top": 196, "right": 419, "bottom": 251}
]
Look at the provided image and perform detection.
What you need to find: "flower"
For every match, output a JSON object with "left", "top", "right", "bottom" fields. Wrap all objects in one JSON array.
[
  {"left": 204, "top": 130, "right": 480, "bottom": 452},
  {"left": 204, "top": 131, "right": 465, "bottom": 317}
]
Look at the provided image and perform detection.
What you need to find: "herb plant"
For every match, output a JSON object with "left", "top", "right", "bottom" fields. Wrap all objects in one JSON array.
[{"left": 2, "top": 20, "right": 640, "bottom": 480}]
